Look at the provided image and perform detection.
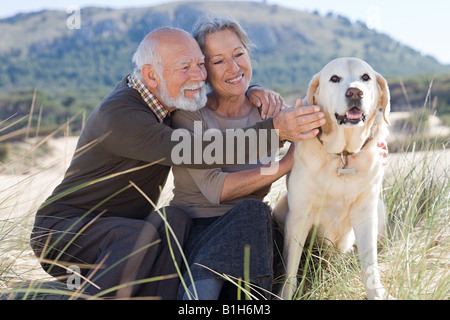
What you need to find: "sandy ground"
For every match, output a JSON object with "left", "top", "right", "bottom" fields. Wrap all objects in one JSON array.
[
  {"left": 389, "top": 112, "right": 450, "bottom": 138},
  {"left": 0, "top": 115, "right": 449, "bottom": 289}
]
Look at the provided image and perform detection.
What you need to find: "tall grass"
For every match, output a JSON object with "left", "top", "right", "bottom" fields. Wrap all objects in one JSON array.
[
  {"left": 381, "top": 145, "right": 449, "bottom": 299},
  {"left": 0, "top": 106, "right": 449, "bottom": 300}
]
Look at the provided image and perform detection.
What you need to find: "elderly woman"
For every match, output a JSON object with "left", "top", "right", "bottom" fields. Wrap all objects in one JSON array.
[{"left": 169, "top": 15, "right": 302, "bottom": 300}]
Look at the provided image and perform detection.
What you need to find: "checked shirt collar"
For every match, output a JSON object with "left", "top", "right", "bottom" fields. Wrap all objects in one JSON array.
[{"left": 127, "top": 74, "right": 170, "bottom": 123}]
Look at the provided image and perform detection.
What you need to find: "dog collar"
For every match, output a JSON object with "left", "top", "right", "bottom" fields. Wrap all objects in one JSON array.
[{"left": 315, "top": 129, "right": 373, "bottom": 176}]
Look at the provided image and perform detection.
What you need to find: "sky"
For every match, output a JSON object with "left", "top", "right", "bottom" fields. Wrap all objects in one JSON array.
[{"left": 1, "top": 0, "right": 449, "bottom": 65}]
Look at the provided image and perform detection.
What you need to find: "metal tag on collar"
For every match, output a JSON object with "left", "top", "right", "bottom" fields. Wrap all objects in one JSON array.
[
  {"left": 337, "top": 152, "right": 356, "bottom": 176},
  {"left": 338, "top": 167, "right": 356, "bottom": 175}
]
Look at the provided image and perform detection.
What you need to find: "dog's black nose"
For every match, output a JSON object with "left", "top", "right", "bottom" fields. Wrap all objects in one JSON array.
[{"left": 346, "top": 87, "right": 363, "bottom": 100}]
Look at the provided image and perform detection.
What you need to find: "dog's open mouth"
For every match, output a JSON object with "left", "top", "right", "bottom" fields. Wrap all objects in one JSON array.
[{"left": 335, "top": 107, "right": 366, "bottom": 125}]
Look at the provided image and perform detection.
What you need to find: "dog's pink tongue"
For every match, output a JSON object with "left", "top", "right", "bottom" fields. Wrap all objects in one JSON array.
[{"left": 346, "top": 107, "right": 363, "bottom": 119}]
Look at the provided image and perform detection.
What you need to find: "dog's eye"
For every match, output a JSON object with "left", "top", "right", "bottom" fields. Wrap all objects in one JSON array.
[
  {"left": 330, "top": 75, "right": 341, "bottom": 83},
  {"left": 361, "top": 74, "right": 371, "bottom": 81}
]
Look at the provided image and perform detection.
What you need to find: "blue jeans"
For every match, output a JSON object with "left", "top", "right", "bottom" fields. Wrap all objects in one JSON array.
[{"left": 177, "top": 199, "right": 274, "bottom": 300}]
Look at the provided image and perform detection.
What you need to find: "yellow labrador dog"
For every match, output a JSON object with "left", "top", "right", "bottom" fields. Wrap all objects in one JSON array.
[{"left": 274, "top": 57, "right": 391, "bottom": 300}]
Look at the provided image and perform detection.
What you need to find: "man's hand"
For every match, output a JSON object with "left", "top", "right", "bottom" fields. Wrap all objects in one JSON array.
[
  {"left": 246, "top": 85, "right": 286, "bottom": 119},
  {"left": 273, "top": 99, "right": 325, "bottom": 141}
]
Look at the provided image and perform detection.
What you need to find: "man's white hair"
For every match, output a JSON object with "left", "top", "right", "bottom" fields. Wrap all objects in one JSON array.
[{"left": 131, "top": 32, "right": 162, "bottom": 81}]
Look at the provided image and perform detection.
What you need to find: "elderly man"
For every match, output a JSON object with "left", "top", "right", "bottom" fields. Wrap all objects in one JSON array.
[{"left": 30, "top": 27, "right": 325, "bottom": 299}]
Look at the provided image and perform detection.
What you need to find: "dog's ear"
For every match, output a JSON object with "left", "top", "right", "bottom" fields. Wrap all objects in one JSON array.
[
  {"left": 376, "top": 73, "right": 391, "bottom": 125},
  {"left": 304, "top": 73, "right": 320, "bottom": 106}
]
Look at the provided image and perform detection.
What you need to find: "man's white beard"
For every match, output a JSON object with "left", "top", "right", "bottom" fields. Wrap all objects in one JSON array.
[{"left": 157, "top": 79, "right": 207, "bottom": 112}]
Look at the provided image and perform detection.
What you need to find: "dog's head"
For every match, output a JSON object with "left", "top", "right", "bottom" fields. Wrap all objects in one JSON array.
[{"left": 304, "top": 57, "right": 390, "bottom": 153}]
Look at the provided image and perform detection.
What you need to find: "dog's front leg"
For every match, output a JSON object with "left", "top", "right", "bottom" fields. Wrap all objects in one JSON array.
[
  {"left": 351, "top": 203, "right": 387, "bottom": 300},
  {"left": 281, "top": 213, "right": 312, "bottom": 300}
]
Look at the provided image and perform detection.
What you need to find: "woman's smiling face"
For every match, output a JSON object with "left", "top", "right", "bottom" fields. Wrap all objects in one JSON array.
[{"left": 203, "top": 29, "right": 252, "bottom": 98}]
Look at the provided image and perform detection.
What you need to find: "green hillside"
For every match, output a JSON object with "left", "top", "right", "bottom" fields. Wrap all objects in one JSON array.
[{"left": 1, "top": 1, "right": 449, "bottom": 133}]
